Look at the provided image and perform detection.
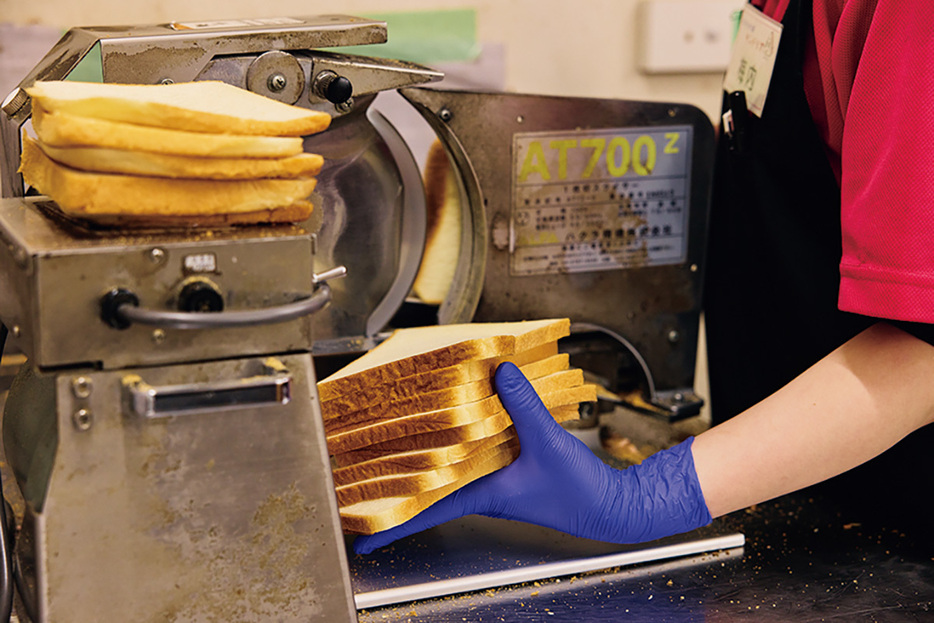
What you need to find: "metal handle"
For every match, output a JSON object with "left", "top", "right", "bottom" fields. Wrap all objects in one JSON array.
[
  {"left": 111, "top": 266, "right": 345, "bottom": 330},
  {"left": 124, "top": 370, "right": 292, "bottom": 419}
]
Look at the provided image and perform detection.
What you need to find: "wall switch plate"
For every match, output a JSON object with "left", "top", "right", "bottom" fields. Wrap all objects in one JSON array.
[{"left": 637, "top": 0, "right": 743, "bottom": 74}]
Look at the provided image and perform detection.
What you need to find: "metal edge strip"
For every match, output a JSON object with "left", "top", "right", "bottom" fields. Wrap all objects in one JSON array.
[{"left": 353, "top": 531, "right": 745, "bottom": 610}]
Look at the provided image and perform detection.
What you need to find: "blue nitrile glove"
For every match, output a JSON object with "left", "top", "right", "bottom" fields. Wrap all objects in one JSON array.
[{"left": 354, "top": 362, "right": 712, "bottom": 555}]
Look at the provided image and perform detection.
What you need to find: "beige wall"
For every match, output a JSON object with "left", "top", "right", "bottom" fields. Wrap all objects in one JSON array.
[{"left": 0, "top": 0, "right": 727, "bottom": 122}]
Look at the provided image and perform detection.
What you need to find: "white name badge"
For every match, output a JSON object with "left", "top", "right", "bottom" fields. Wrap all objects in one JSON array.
[{"left": 723, "top": 5, "right": 784, "bottom": 117}]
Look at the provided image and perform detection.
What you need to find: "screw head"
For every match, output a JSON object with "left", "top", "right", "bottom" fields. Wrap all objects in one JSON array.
[
  {"left": 72, "top": 377, "right": 92, "bottom": 399},
  {"left": 267, "top": 73, "right": 287, "bottom": 92},
  {"left": 73, "top": 408, "right": 93, "bottom": 432}
]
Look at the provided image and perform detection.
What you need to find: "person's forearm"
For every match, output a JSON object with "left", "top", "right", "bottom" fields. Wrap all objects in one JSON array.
[{"left": 692, "top": 322, "right": 934, "bottom": 518}]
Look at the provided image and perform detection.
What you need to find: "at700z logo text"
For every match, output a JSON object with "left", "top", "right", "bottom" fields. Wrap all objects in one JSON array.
[{"left": 516, "top": 132, "right": 683, "bottom": 183}]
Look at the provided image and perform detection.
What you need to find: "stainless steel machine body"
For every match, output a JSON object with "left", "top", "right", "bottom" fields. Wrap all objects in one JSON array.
[
  {"left": 401, "top": 89, "right": 714, "bottom": 418},
  {"left": 0, "top": 198, "right": 357, "bottom": 622},
  {"left": 0, "top": 15, "right": 448, "bottom": 622},
  {"left": 0, "top": 15, "right": 442, "bottom": 356}
]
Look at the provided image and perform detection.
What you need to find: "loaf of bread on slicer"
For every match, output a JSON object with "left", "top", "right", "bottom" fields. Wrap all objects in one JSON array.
[
  {"left": 20, "top": 80, "right": 328, "bottom": 226},
  {"left": 412, "top": 139, "right": 462, "bottom": 305},
  {"left": 31, "top": 107, "right": 305, "bottom": 158},
  {"left": 36, "top": 143, "right": 324, "bottom": 180},
  {"left": 325, "top": 365, "right": 582, "bottom": 455},
  {"left": 26, "top": 80, "right": 331, "bottom": 136},
  {"left": 19, "top": 136, "right": 316, "bottom": 220},
  {"left": 317, "top": 318, "right": 571, "bottom": 401}
]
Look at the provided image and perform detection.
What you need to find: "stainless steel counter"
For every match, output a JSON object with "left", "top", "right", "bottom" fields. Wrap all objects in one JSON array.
[{"left": 350, "top": 491, "right": 933, "bottom": 621}]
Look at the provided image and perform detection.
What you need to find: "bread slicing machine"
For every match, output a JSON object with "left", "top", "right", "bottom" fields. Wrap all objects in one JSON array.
[{"left": 0, "top": 14, "right": 716, "bottom": 621}]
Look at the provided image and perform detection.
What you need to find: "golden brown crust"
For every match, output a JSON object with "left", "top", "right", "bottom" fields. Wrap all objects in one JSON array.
[
  {"left": 322, "top": 352, "right": 572, "bottom": 423},
  {"left": 32, "top": 106, "right": 305, "bottom": 158},
  {"left": 317, "top": 319, "right": 572, "bottom": 398},
  {"left": 20, "top": 136, "right": 316, "bottom": 220},
  {"left": 38, "top": 142, "right": 324, "bottom": 180},
  {"left": 324, "top": 366, "right": 578, "bottom": 455},
  {"left": 27, "top": 80, "right": 331, "bottom": 137},
  {"left": 318, "top": 342, "right": 558, "bottom": 404},
  {"left": 338, "top": 404, "right": 582, "bottom": 534}
]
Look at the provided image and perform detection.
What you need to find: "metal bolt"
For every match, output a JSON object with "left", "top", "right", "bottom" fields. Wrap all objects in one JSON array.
[
  {"left": 438, "top": 108, "right": 453, "bottom": 122},
  {"left": 160, "top": 78, "right": 175, "bottom": 85},
  {"left": 73, "top": 408, "right": 93, "bottom": 432},
  {"left": 673, "top": 392, "right": 685, "bottom": 402},
  {"left": 267, "top": 73, "right": 287, "bottom": 92},
  {"left": 667, "top": 329, "right": 681, "bottom": 343},
  {"left": 72, "top": 376, "right": 92, "bottom": 399},
  {"left": 152, "top": 329, "right": 166, "bottom": 345},
  {"left": 516, "top": 115, "right": 525, "bottom": 124},
  {"left": 335, "top": 98, "right": 354, "bottom": 114},
  {"left": 148, "top": 247, "right": 166, "bottom": 265}
]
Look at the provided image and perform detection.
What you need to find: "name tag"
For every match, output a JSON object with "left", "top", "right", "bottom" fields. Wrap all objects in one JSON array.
[{"left": 723, "top": 5, "right": 783, "bottom": 117}]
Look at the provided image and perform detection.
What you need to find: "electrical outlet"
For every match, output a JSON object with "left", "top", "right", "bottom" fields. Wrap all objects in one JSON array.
[{"left": 637, "top": 0, "right": 743, "bottom": 74}]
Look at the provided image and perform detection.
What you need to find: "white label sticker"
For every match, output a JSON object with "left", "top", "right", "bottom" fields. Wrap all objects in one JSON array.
[
  {"left": 510, "top": 126, "right": 693, "bottom": 276},
  {"left": 722, "top": 6, "right": 783, "bottom": 117}
]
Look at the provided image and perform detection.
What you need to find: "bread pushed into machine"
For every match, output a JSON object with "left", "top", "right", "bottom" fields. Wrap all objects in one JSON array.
[
  {"left": 318, "top": 318, "right": 571, "bottom": 399},
  {"left": 316, "top": 319, "right": 598, "bottom": 534},
  {"left": 325, "top": 363, "right": 580, "bottom": 453},
  {"left": 20, "top": 80, "right": 331, "bottom": 226}
]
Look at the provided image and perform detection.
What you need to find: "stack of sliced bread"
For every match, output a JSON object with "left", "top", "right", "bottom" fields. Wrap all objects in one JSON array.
[
  {"left": 317, "top": 318, "right": 598, "bottom": 534},
  {"left": 19, "top": 80, "right": 331, "bottom": 226}
]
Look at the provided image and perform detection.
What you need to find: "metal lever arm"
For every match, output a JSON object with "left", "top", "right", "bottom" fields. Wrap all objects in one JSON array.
[{"left": 109, "top": 266, "right": 346, "bottom": 330}]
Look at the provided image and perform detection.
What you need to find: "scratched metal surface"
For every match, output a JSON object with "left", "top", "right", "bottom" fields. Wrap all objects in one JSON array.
[{"left": 351, "top": 491, "right": 933, "bottom": 622}]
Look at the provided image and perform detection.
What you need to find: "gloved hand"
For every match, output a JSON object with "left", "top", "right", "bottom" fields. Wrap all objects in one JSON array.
[{"left": 353, "top": 362, "right": 712, "bottom": 555}]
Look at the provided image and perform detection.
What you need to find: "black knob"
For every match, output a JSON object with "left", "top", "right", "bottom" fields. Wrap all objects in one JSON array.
[
  {"left": 313, "top": 71, "right": 353, "bottom": 105},
  {"left": 178, "top": 281, "right": 224, "bottom": 313},
  {"left": 100, "top": 288, "right": 139, "bottom": 330}
]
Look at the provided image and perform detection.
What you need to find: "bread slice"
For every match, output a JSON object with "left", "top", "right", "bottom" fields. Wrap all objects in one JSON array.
[
  {"left": 32, "top": 106, "right": 304, "bottom": 158},
  {"left": 332, "top": 393, "right": 590, "bottom": 467},
  {"left": 317, "top": 319, "right": 571, "bottom": 398},
  {"left": 324, "top": 350, "right": 565, "bottom": 436},
  {"left": 412, "top": 140, "right": 461, "bottom": 304},
  {"left": 19, "top": 136, "right": 316, "bottom": 219},
  {"left": 323, "top": 350, "right": 570, "bottom": 426},
  {"left": 67, "top": 202, "right": 315, "bottom": 227},
  {"left": 340, "top": 435, "right": 520, "bottom": 534},
  {"left": 27, "top": 80, "right": 331, "bottom": 136},
  {"left": 37, "top": 142, "right": 324, "bottom": 180},
  {"left": 325, "top": 364, "right": 578, "bottom": 454},
  {"left": 320, "top": 340, "right": 557, "bottom": 411},
  {"left": 331, "top": 428, "right": 514, "bottom": 486},
  {"left": 336, "top": 436, "right": 520, "bottom": 507}
]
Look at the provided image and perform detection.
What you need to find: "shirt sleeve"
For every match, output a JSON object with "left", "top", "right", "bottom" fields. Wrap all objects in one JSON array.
[{"left": 834, "top": 1, "right": 934, "bottom": 324}]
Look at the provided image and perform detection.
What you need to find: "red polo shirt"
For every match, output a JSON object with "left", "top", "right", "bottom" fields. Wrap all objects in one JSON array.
[{"left": 753, "top": 0, "right": 934, "bottom": 323}]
